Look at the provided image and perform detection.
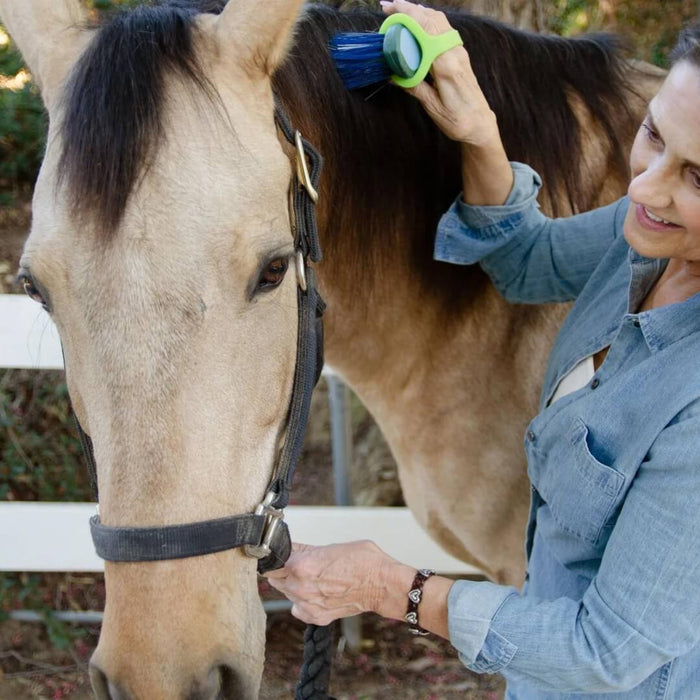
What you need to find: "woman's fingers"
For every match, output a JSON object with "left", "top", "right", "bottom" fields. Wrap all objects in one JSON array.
[
  {"left": 291, "top": 541, "right": 313, "bottom": 553},
  {"left": 291, "top": 601, "right": 360, "bottom": 627},
  {"left": 381, "top": 0, "right": 500, "bottom": 147},
  {"left": 262, "top": 540, "right": 394, "bottom": 622},
  {"left": 381, "top": 0, "right": 452, "bottom": 35},
  {"left": 407, "top": 79, "right": 438, "bottom": 108}
]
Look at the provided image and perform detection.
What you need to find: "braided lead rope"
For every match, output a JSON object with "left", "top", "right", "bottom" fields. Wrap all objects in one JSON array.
[{"left": 294, "top": 623, "right": 336, "bottom": 700}]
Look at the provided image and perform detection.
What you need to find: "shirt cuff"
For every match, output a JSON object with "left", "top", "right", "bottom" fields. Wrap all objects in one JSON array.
[
  {"left": 456, "top": 162, "right": 543, "bottom": 228},
  {"left": 434, "top": 163, "right": 543, "bottom": 265},
  {"left": 448, "top": 580, "right": 519, "bottom": 674}
]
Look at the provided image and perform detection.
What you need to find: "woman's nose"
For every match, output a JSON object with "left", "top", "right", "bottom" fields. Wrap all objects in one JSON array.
[{"left": 628, "top": 159, "right": 673, "bottom": 210}]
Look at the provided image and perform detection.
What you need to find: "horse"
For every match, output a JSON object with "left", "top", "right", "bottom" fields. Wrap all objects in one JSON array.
[{"left": 1, "top": 0, "right": 664, "bottom": 696}]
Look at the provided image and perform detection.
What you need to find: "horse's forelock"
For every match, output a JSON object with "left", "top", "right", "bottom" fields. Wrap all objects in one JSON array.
[{"left": 58, "top": 2, "right": 220, "bottom": 238}]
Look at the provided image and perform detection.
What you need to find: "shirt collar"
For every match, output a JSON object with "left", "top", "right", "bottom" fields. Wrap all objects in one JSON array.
[{"left": 628, "top": 248, "right": 700, "bottom": 352}]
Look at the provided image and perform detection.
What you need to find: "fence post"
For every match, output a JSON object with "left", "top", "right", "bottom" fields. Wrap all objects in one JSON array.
[{"left": 326, "top": 373, "right": 363, "bottom": 652}]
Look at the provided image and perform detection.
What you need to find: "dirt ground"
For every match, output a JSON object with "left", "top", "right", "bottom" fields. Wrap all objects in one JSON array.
[
  {"left": 1, "top": 203, "right": 505, "bottom": 698},
  {"left": 0, "top": 610, "right": 505, "bottom": 699}
]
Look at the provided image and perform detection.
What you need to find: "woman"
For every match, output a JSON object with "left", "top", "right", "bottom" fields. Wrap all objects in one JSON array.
[{"left": 267, "top": 2, "right": 700, "bottom": 696}]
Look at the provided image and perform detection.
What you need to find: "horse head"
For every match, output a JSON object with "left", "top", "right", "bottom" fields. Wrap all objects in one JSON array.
[{"left": 4, "top": 0, "right": 310, "bottom": 696}]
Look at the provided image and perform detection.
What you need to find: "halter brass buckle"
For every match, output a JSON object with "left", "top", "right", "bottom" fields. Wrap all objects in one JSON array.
[
  {"left": 245, "top": 491, "right": 285, "bottom": 559},
  {"left": 294, "top": 130, "right": 319, "bottom": 204},
  {"left": 295, "top": 250, "right": 307, "bottom": 292}
]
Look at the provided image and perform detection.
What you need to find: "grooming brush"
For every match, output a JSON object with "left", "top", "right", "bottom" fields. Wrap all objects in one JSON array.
[{"left": 329, "top": 13, "right": 463, "bottom": 90}]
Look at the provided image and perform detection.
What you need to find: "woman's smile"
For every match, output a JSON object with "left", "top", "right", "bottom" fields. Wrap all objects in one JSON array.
[{"left": 635, "top": 203, "right": 682, "bottom": 231}]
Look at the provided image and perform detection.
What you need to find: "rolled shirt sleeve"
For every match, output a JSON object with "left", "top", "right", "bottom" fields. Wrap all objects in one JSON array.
[
  {"left": 446, "top": 408, "right": 700, "bottom": 693},
  {"left": 434, "top": 162, "right": 628, "bottom": 304}
]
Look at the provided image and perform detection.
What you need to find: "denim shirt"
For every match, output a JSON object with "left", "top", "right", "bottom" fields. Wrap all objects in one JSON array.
[{"left": 436, "top": 163, "right": 700, "bottom": 699}]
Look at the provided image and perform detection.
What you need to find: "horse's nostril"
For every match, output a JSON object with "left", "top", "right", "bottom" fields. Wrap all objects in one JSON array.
[
  {"left": 218, "top": 664, "right": 241, "bottom": 697},
  {"left": 89, "top": 663, "right": 129, "bottom": 700},
  {"left": 187, "top": 664, "right": 223, "bottom": 700},
  {"left": 188, "top": 664, "right": 247, "bottom": 700},
  {"left": 207, "top": 664, "right": 224, "bottom": 698},
  {"left": 89, "top": 663, "right": 112, "bottom": 700}
]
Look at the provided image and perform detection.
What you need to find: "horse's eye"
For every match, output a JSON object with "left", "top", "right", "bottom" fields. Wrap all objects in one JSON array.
[
  {"left": 19, "top": 274, "right": 46, "bottom": 307},
  {"left": 258, "top": 258, "right": 289, "bottom": 291}
]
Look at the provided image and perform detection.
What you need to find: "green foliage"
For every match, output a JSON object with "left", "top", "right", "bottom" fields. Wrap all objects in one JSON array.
[
  {"left": 544, "top": 0, "right": 698, "bottom": 67},
  {"left": 547, "top": 0, "right": 594, "bottom": 36},
  {"left": 0, "top": 1, "right": 141, "bottom": 204},
  {"left": 0, "top": 31, "right": 46, "bottom": 204},
  {"left": 0, "top": 573, "right": 41, "bottom": 624},
  {"left": 44, "top": 611, "right": 86, "bottom": 650},
  {"left": 0, "top": 572, "right": 87, "bottom": 649},
  {"left": 0, "top": 370, "right": 89, "bottom": 502}
]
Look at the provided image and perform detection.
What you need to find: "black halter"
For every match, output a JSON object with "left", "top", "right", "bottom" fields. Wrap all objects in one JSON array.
[{"left": 76, "top": 105, "right": 325, "bottom": 575}]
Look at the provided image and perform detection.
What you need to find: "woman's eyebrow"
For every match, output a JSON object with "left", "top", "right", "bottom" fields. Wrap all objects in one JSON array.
[{"left": 645, "top": 109, "right": 660, "bottom": 134}]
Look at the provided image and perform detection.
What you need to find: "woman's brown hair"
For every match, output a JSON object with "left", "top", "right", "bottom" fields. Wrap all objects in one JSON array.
[{"left": 670, "top": 24, "right": 700, "bottom": 67}]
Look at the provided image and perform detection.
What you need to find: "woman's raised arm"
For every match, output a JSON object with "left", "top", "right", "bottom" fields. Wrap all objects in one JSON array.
[{"left": 381, "top": 0, "right": 514, "bottom": 205}]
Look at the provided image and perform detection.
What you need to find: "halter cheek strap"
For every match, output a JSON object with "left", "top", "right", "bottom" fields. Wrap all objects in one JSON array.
[{"left": 74, "top": 104, "right": 324, "bottom": 575}]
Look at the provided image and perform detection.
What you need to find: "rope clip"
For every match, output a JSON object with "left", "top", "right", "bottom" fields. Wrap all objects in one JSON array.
[{"left": 245, "top": 491, "right": 285, "bottom": 560}]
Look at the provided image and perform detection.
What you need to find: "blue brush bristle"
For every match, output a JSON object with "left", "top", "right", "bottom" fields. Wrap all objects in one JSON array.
[{"left": 329, "top": 32, "right": 391, "bottom": 90}]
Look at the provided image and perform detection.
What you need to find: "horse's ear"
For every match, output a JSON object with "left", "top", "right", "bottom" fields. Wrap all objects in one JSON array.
[
  {"left": 213, "top": 0, "right": 305, "bottom": 77},
  {"left": 0, "top": 0, "right": 90, "bottom": 111}
]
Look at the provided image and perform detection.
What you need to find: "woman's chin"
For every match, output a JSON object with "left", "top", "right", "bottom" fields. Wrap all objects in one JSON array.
[{"left": 623, "top": 205, "right": 669, "bottom": 259}]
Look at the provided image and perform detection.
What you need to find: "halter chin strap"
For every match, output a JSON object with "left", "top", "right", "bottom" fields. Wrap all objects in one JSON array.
[{"left": 76, "top": 104, "right": 324, "bottom": 575}]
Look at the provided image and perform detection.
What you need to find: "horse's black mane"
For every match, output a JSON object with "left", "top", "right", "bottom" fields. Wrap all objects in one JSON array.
[{"left": 60, "top": 0, "right": 635, "bottom": 237}]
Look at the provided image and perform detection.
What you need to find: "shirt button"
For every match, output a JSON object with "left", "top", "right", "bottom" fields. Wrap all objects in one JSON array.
[
  {"left": 633, "top": 319, "right": 641, "bottom": 328},
  {"left": 591, "top": 378, "right": 600, "bottom": 389},
  {"left": 527, "top": 430, "right": 536, "bottom": 442}
]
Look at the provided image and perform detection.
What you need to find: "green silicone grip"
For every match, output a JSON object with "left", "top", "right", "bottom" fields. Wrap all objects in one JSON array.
[{"left": 379, "top": 13, "right": 463, "bottom": 88}]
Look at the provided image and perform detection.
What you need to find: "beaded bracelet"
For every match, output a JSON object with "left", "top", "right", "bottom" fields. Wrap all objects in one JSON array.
[{"left": 405, "top": 568, "right": 435, "bottom": 635}]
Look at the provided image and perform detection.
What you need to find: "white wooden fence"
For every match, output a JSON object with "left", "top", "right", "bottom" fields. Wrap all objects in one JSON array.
[{"left": 0, "top": 293, "right": 478, "bottom": 575}]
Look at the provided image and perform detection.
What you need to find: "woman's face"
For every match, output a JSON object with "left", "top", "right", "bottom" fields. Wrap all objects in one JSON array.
[{"left": 623, "top": 61, "right": 700, "bottom": 264}]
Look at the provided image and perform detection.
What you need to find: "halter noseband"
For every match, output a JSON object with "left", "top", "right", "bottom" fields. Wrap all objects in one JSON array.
[{"left": 77, "top": 105, "right": 325, "bottom": 575}]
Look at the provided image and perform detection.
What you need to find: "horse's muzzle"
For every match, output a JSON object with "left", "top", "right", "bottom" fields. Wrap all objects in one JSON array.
[{"left": 89, "top": 661, "right": 251, "bottom": 700}]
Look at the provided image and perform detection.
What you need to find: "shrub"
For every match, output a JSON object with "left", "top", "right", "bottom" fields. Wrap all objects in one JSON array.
[
  {"left": 0, "top": 29, "right": 45, "bottom": 205},
  {"left": 0, "top": 370, "right": 89, "bottom": 503}
]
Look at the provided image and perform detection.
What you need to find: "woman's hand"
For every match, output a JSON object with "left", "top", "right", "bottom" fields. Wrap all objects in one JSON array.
[
  {"left": 265, "top": 540, "right": 402, "bottom": 626},
  {"left": 265, "top": 540, "right": 454, "bottom": 639},
  {"left": 380, "top": 0, "right": 514, "bottom": 204},
  {"left": 380, "top": 0, "right": 499, "bottom": 148}
]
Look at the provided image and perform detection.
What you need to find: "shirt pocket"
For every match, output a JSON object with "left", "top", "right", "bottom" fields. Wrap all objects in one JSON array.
[{"left": 532, "top": 418, "right": 625, "bottom": 544}]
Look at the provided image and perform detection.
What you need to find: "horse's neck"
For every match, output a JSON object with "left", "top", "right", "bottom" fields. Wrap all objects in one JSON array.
[
  {"left": 273, "top": 33, "right": 557, "bottom": 416},
  {"left": 270, "top": 15, "right": 661, "bottom": 581},
  {"left": 272, "top": 35, "right": 557, "bottom": 584}
]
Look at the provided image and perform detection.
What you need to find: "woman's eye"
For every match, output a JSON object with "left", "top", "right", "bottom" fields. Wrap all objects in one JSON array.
[
  {"left": 19, "top": 275, "right": 46, "bottom": 307},
  {"left": 690, "top": 169, "right": 700, "bottom": 191},
  {"left": 642, "top": 122, "right": 661, "bottom": 145},
  {"left": 257, "top": 258, "right": 289, "bottom": 291}
]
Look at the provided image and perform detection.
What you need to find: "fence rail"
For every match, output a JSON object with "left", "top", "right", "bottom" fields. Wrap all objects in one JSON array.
[{"left": 0, "top": 293, "right": 478, "bottom": 576}]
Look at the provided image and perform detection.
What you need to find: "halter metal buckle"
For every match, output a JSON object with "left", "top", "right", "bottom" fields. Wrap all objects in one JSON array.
[
  {"left": 296, "top": 250, "right": 308, "bottom": 292},
  {"left": 244, "top": 491, "right": 285, "bottom": 559},
  {"left": 294, "top": 130, "right": 319, "bottom": 204}
]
